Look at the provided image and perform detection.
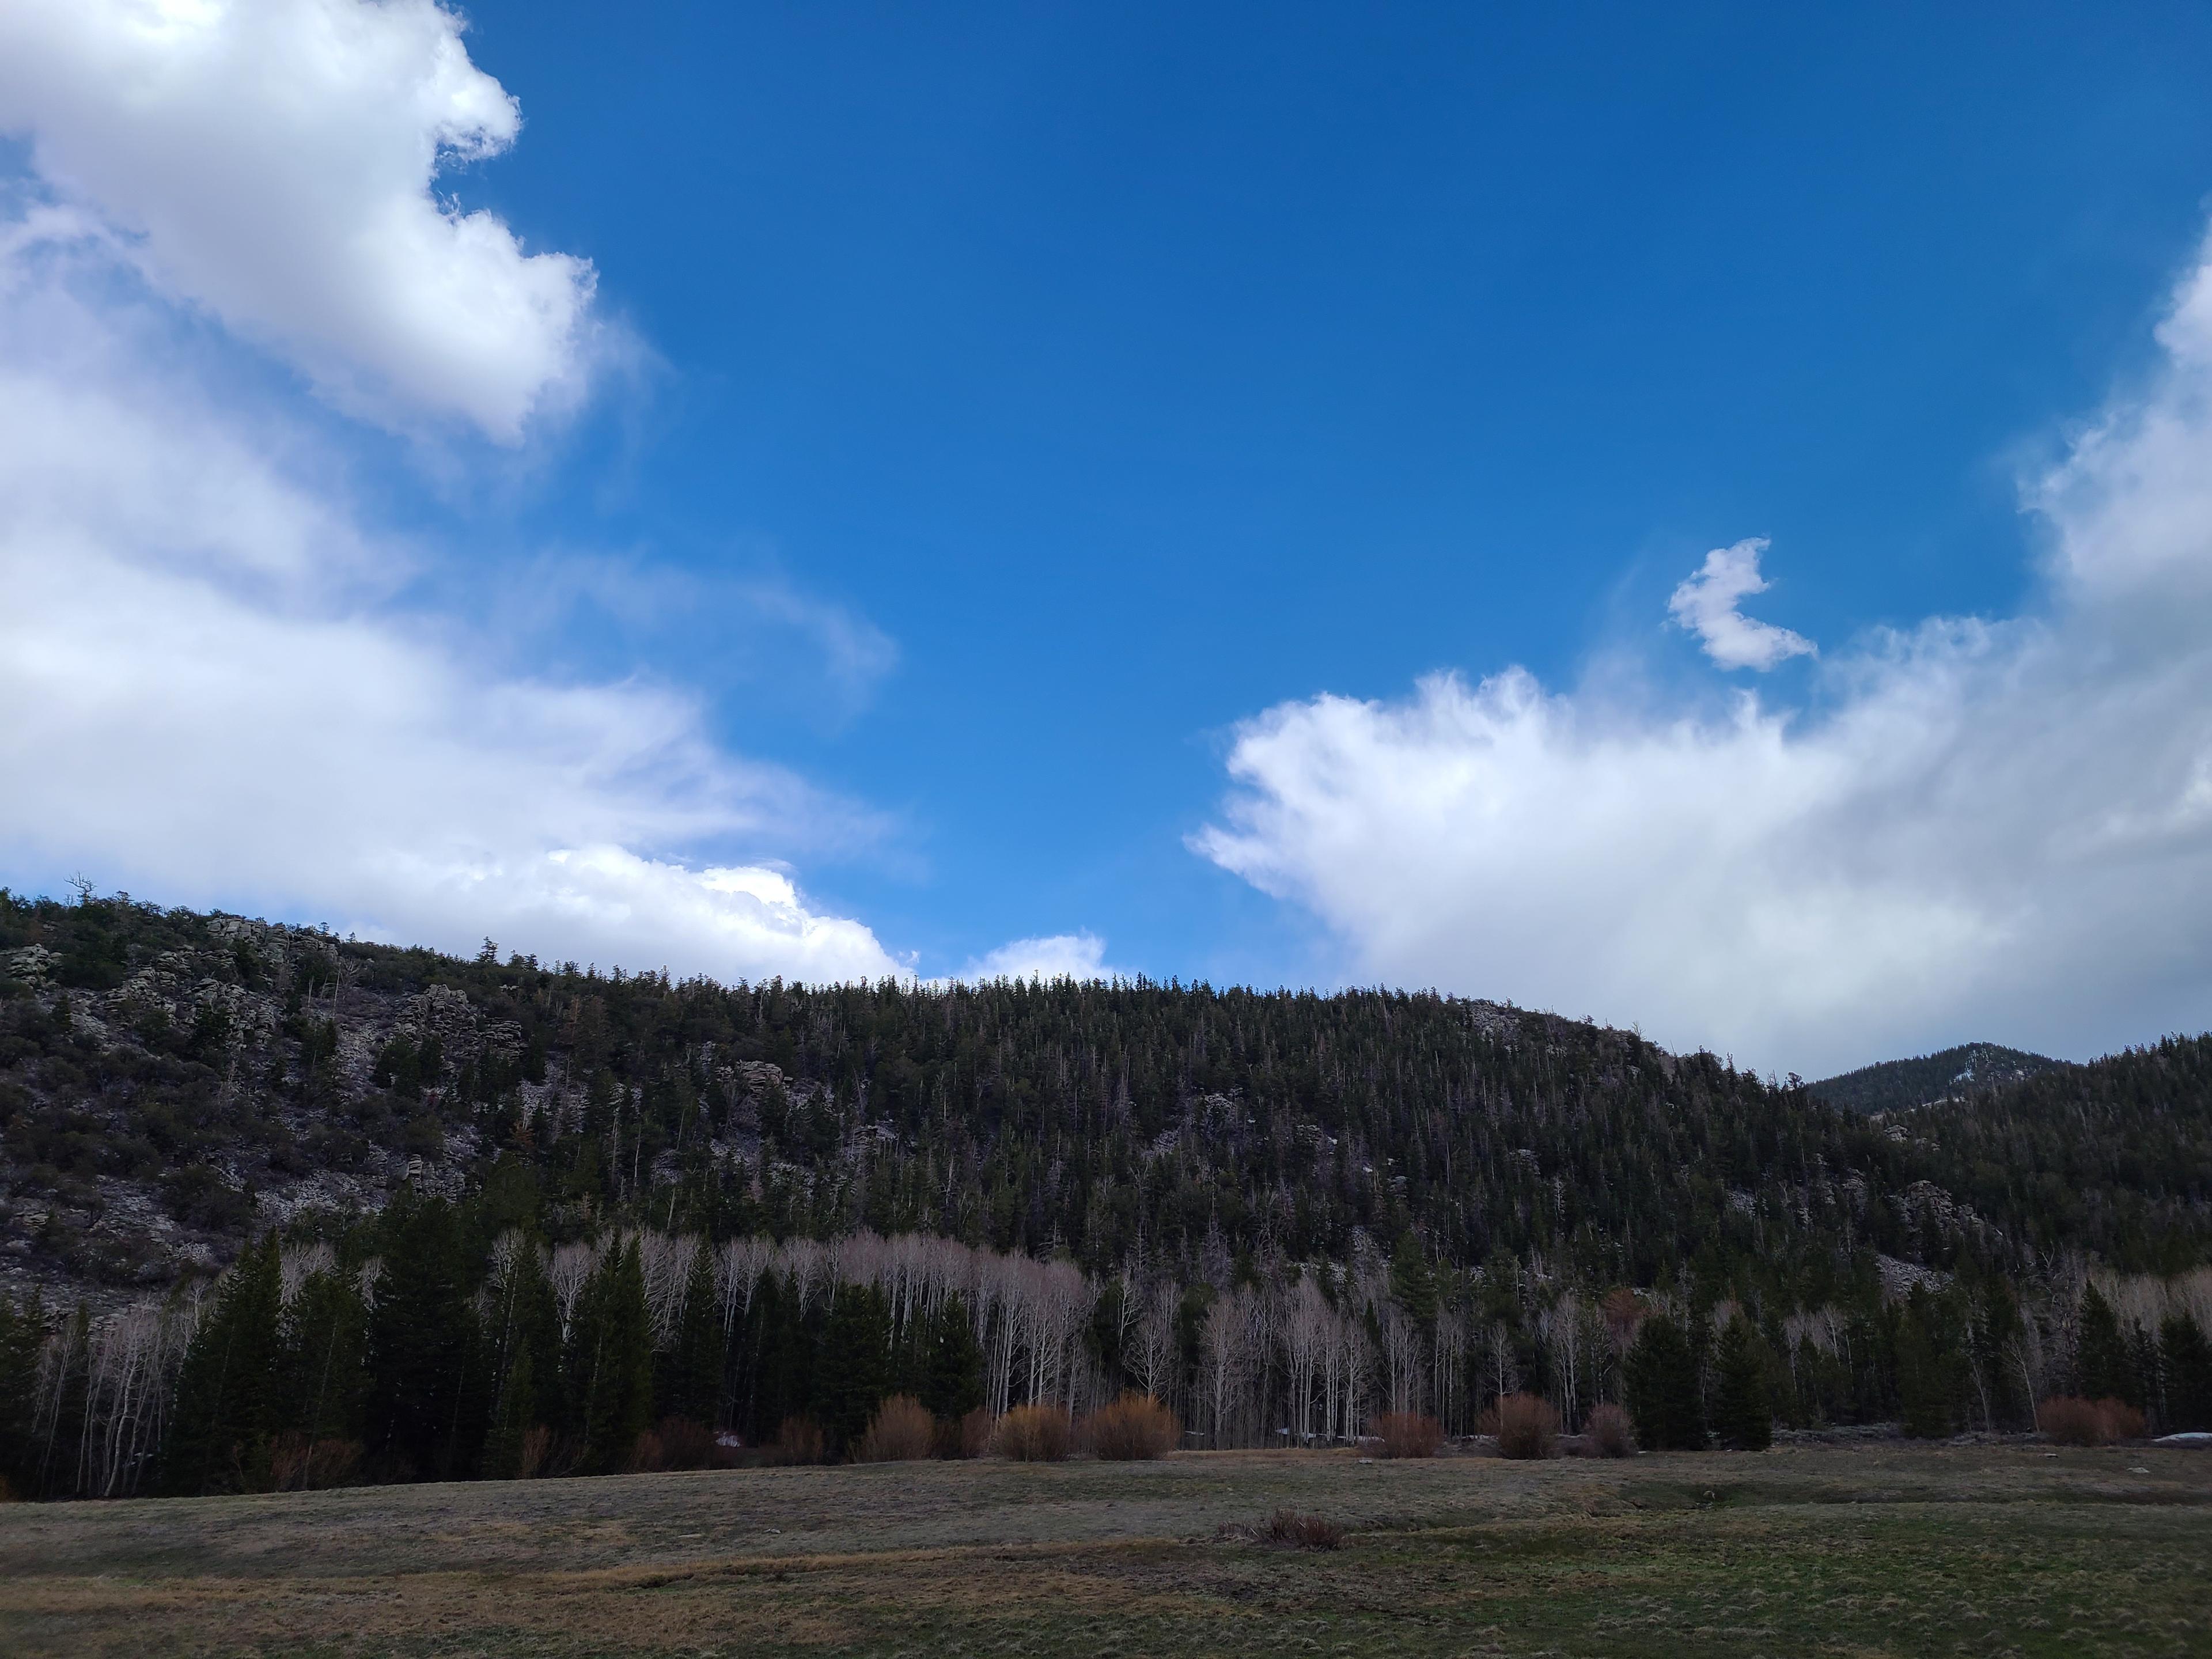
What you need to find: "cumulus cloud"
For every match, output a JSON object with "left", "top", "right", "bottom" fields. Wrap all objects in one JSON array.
[
  {"left": 0, "top": 234, "right": 905, "bottom": 984},
  {"left": 1198, "top": 230, "right": 2212, "bottom": 1077},
  {"left": 1668, "top": 537, "right": 1817, "bottom": 670},
  {"left": 0, "top": 13, "right": 906, "bottom": 986},
  {"left": 955, "top": 933, "right": 1120, "bottom": 983},
  {"left": 0, "top": 0, "right": 598, "bottom": 440}
]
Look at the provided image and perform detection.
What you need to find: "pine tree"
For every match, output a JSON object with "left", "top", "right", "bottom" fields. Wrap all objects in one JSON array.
[
  {"left": 1389, "top": 1231, "right": 1438, "bottom": 1328},
  {"left": 1896, "top": 1289, "right": 1961, "bottom": 1439},
  {"left": 2075, "top": 1283, "right": 2134, "bottom": 1404},
  {"left": 661, "top": 1245, "right": 724, "bottom": 1425},
  {"left": 275, "top": 1267, "right": 368, "bottom": 1451},
  {"left": 1711, "top": 1317, "right": 1773, "bottom": 1450},
  {"left": 366, "top": 1194, "right": 483, "bottom": 1480},
  {"left": 819, "top": 1285, "right": 892, "bottom": 1455},
  {"left": 2160, "top": 1315, "right": 2212, "bottom": 1432},
  {"left": 0, "top": 1291, "right": 49, "bottom": 1498},
  {"left": 922, "top": 1295, "right": 984, "bottom": 1421},
  {"left": 569, "top": 1238, "right": 653, "bottom": 1472},
  {"left": 483, "top": 1346, "right": 536, "bottom": 1480},
  {"left": 1624, "top": 1316, "right": 1703, "bottom": 1450},
  {"left": 162, "top": 1237, "right": 283, "bottom": 1495}
]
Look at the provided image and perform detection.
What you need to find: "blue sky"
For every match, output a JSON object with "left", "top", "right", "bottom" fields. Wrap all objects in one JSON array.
[{"left": 6, "top": 1, "right": 2212, "bottom": 1073}]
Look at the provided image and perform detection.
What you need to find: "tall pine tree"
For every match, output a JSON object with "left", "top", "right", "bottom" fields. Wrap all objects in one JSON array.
[{"left": 162, "top": 1238, "right": 283, "bottom": 1495}]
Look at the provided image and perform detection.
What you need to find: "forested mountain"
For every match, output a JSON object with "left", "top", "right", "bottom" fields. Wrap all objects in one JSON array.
[
  {"left": 1810, "top": 1043, "right": 2065, "bottom": 1116},
  {"left": 2, "top": 891, "right": 2207, "bottom": 1302},
  {"left": 2, "top": 889, "right": 2210, "bottom": 1502}
]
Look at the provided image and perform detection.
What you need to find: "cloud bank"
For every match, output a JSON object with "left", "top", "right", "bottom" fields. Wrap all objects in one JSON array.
[
  {"left": 0, "top": 0, "right": 906, "bottom": 984},
  {"left": 1199, "top": 232, "right": 2212, "bottom": 1077}
]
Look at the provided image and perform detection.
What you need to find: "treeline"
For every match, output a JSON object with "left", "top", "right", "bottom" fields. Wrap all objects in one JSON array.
[{"left": 4, "top": 1206, "right": 2209, "bottom": 1502}]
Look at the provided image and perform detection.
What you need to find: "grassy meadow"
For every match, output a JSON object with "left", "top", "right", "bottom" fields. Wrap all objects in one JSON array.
[{"left": 1, "top": 1442, "right": 2206, "bottom": 1657}]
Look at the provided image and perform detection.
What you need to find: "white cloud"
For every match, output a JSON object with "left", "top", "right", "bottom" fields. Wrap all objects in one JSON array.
[
  {"left": 0, "top": 244, "right": 904, "bottom": 983},
  {"left": 1667, "top": 537, "right": 1817, "bottom": 670},
  {"left": 0, "top": 44, "right": 904, "bottom": 988},
  {"left": 1198, "top": 230, "right": 2212, "bottom": 1077},
  {"left": 0, "top": 0, "right": 597, "bottom": 440},
  {"left": 955, "top": 933, "right": 1119, "bottom": 983}
]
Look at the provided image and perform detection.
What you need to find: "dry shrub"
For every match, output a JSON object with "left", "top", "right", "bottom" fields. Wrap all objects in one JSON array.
[
  {"left": 626, "top": 1427, "right": 668, "bottom": 1474},
  {"left": 1374, "top": 1411, "right": 1445, "bottom": 1458},
  {"left": 770, "top": 1415, "right": 827, "bottom": 1465},
  {"left": 1256, "top": 1508, "right": 1344, "bottom": 1550},
  {"left": 855, "top": 1395, "right": 936, "bottom": 1463},
  {"left": 2100, "top": 1399, "right": 2149, "bottom": 1441},
  {"left": 2040, "top": 1396, "right": 2147, "bottom": 1446},
  {"left": 517, "top": 1425, "right": 552, "bottom": 1479},
  {"left": 270, "top": 1433, "right": 362, "bottom": 1490},
  {"left": 991, "top": 1402, "right": 1073, "bottom": 1461},
  {"left": 944, "top": 1404, "right": 994, "bottom": 1460},
  {"left": 1081, "top": 1391, "right": 1180, "bottom": 1460},
  {"left": 1478, "top": 1393, "right": 1560, "bottom": 1460},
  {"left": 1578, "top": 1403, "right": 1635, "bottom": 1458},
  {"left": 655, "top": 1416, "right": 719, "bottom": 1470},
  {"left": 0, "top": 1474, "right": 16, "bottom": 1503}
]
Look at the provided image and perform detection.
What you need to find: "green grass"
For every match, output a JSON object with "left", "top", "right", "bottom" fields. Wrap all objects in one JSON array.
[{"left": 1, "top": 1444, "right": 2206, "bottom": 1656}]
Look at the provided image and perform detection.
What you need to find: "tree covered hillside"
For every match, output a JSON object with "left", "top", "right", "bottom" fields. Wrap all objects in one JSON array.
[
  {"left": 5, "top": 889, "right": 2212, "bottom": 1502},
  {"left": 2, "top": 889, "right": 2209, "bottom": 1305}
]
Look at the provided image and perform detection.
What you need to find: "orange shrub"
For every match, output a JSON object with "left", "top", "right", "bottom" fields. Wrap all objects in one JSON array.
[
  {"left": 1579, "top": 1403, "right": 1635, "bottom": 1458},
  {"left": 626, "top": 1427, "right": 668, "bottom": 1474},
  {"left": 2040, "top": 1396, "right": 2147, "bottom": 1446},
  {"left": 1478, "top": 1393, "right": 1560, "bottom": 1459},
  {"left": 1374, "top": 1411, "right": 1445, "bottom": 1458},
  {"left": 950, "top": 1404, "right": 995, "bottom": 1459},
  {"left": 770, "top": 1415, "right": 827, "bottom": 1465},
  {"left": 855, "top": 1395, "right": 937, "bottom": 1463},
  {"left": 654, "top": 1416, "right": 719, "bottom": 1470},
  {"left": 1256, "top": 1508, "right": 1343, "bottom": 1550},
  {"left": 270, "top": 1433, "right": 362, "bottom": 1490},
  {"left": 517, "top": 1424, "right": 553, "bottom": 1479},
  {"left": 991, "top": 1403, "right": 1073, "bottom": 1461},
  {"left": 2100, "top": 1399, "right": 2148, "bottom": 1441},
  {"left": 1081, "top": 1392, "right": 1180, "bottom": 1460}
]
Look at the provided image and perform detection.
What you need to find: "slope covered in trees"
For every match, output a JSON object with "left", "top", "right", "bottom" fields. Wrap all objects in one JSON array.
[{"left": 2, "top": 888, "right": 2210, "bottom": 1501}]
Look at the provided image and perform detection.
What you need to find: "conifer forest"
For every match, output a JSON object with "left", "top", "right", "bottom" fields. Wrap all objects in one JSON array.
[{"left": 2, "top": 889, "right": 2209, "bottom": 1501}]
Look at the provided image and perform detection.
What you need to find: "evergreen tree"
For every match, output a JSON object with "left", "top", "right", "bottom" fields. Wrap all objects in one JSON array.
[
  {"left": 1896, "top": 1289, "right": 1961, "bottom": 1439},
  {"left": 1624, "top": 1316, "right": 1703, "bottom": 1450},
  {"left": 1389, "top": 1231, "right": 1438, "bottom": 1328},
  {"left": 661, "top": 1244, "right": 724, "bottom": 1425},
  {"left": 483, "top": 1345, "right": 536, "bottom": 1480},
  {"left": 922, "top": 1295, "right": 985, "bottom": 1421},
  {"left": 819, "top": 1285, "right": 892, "bottom": 1454},
  {"left": 2075, "top": 1283, "right": 2134, "bottom": 1403},
  {"left": 275, "top": 1267, "right": 368, "bottom": 1451},
  {"left": 1711, "top": 1317, "right": 1772, "bottom": 1450},
  {"left": 568, "top": 1239, "right": 653, "bottom": 1472},
  {"left": 162, "top": 1237, "right": 283, "bottom": 1495},
  {"left": 0, "top": 1291, "right": 46, "bottom": 1498},
  {"left": 2160, "top": 1315, "right": 2212, "bottom": 1432},
  {"left": 366, "top": 1194, "right": 483, "bottom": 1480}
]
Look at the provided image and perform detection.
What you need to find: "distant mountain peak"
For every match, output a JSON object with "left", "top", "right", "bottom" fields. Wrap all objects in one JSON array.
[{"left": 1810, "top": 1041, "right": 2063, "bottom": 1115}]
